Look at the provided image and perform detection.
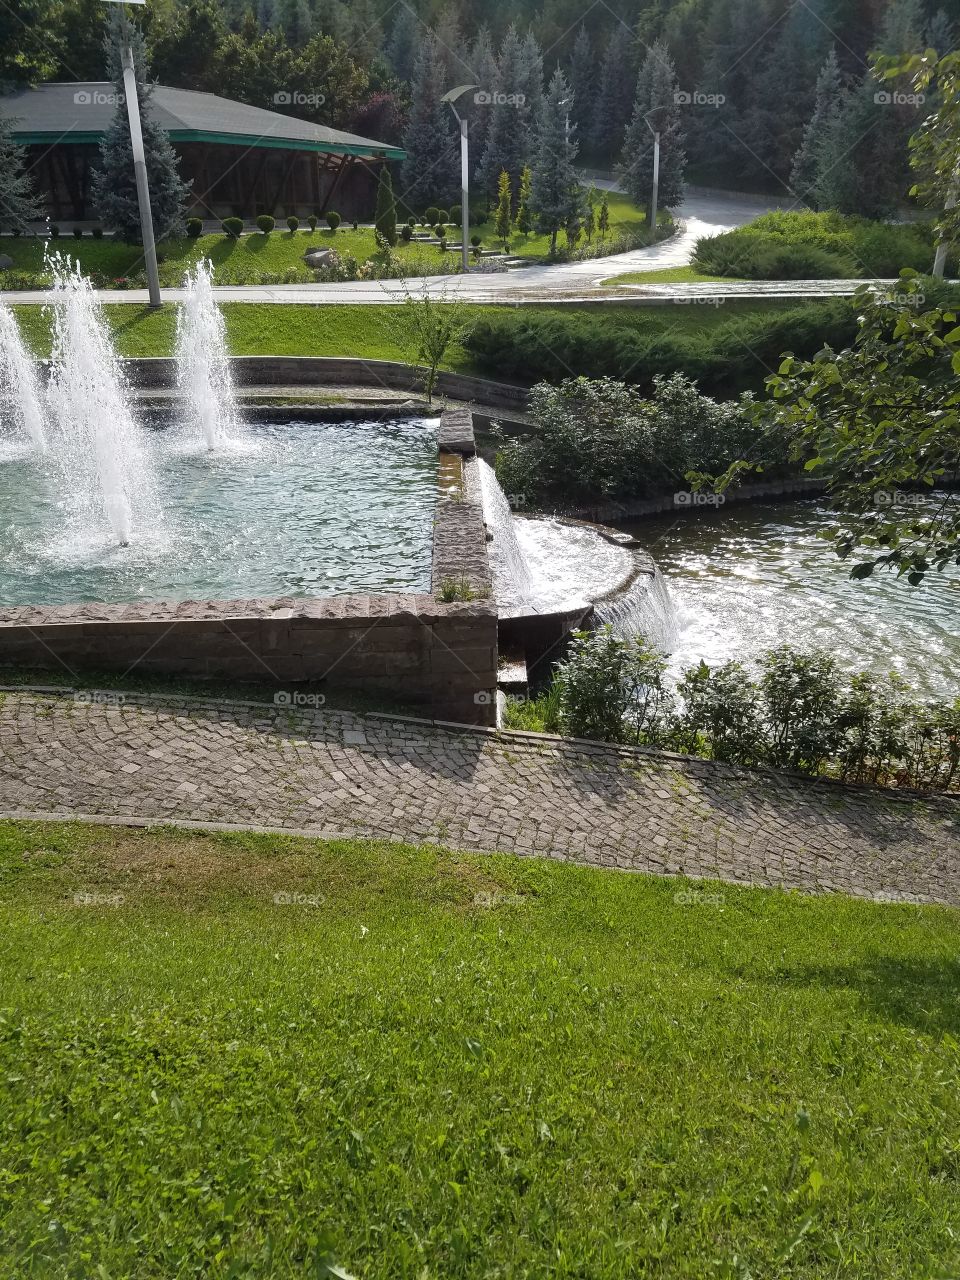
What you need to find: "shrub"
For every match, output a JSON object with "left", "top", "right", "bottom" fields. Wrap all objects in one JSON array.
[
  {"left": 438, "top": 236, "right": 447, "bottom": 252},
  {"left": 185, "top": 217, "right": 203, "bottom": 238},
  {"left": 352, "top": 220, "right": 359, "bottom": 231},
  {"left": 424, "top": 206, "right": 439, "bottom": 227},
  {"left": 92, "top": 226, "right": 104, "bottom": 240},
  {"left": 256, "top": 214, "right": 275, "bottom": 234},
  {"left": 221, "top": 217, "right": 243, "bottom": 237},
  {"left": 286, "top": 215, "right": 299, "bottom": 231},
  {"left": 448, "top": 207, "right": 462, "bottom": 226},
  {"left": 407, "top": 216, "right": 416, "bottom": 228},
  {"left": 400, "top": 224, "right": 413, "bottom": 242},
  {"left": 470, "top": 234, "right": 482, "bottom": 248},
  {"left": 437, "top": 208, "right": 449, "bottom": 224},
  {"left": 326, "top": 210, "right": 341, "bottom": 231},
  {"left": 555, "top": 627, "right": 672, "bottom": 746},
  {"left": 307, "top": 214, "right": 318, "bottom": 231},
  {"left": 49, "top": 225, "right": 60, "bottom": 238},
  {"left": 72, "top": 227, "right": 83, "bottom": 239}
]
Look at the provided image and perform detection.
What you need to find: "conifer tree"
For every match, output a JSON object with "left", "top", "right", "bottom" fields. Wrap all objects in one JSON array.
[
  {"left": 375, "top": 165, "right": 397, "bottom": 246},
  {"left": 620, "top": 41, "right": 685, "bottom": 214},
  {"left": 494, "top": 170, "right": 512, "bottom": 249},
  {"left": 0, "top": 117, "right": 42, "bottom": 231},
  {"left": 530, "top": 68, "right": 583, "bottom": 255},
  {"left": 790, "top": 49, "right": 844, "bottom": 205},
  {"left": 515, "top": 165, "right": 533, "bottom": 236}
]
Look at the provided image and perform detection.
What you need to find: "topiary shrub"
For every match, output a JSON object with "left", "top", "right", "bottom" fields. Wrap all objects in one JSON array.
[
  {"left": 92, "top": 226, "right": 104, "bottom": 240},
  {"left": 72, "top": 227, "right": 83, "bottom": 239},
  {"left": 407, "top": 216, "right": 416, "bottom": 228},
  {"left": 352, "top": 219, "right": 359, "bottom": 231},
  {"left": 49, "top": 225, "right": 60, "bottom": 238},
  {"left": 256, "top": 214, "right": 275, "bottom": 234},
  {"left": 448, "top": 208, "right": 462, "bottom": 227},
  {"left": 185, "top": 217, "right": 203, "bottom": 238},
  {"left": 326, "top": 210, "right": 341, "bottom": 232},
  {"left": 438, "top": 235, "right": 448, "bottom": 252},
  {"left": 400, "top": 223, "right": 413, "bottom": 242},
  {"left": 286, "top": 215, "right": 299, "bottom": 231},
  {"left": 437, "top": 208, "right": 449, "bottom": 224},
  {"left": 307, "top": 214, "right": 318, "bottom": 231},
  {"left": 470, "top": 234, "right": 482, "bottom": 248},
  {"left": 424, "top": 206, "right": 439, "bottom": 227},
  {"left": 222, "top": 217, "right": 244, "bottom": 237}
]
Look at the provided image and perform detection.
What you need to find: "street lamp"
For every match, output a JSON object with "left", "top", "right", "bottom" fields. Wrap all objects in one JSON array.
[
  {"left": 100, "top": 0, "right": 161, "bottom": 307},
  {"left": 643, "top": 111, "right": 661, "bottom": 238},
  {"left": 441, "top": 84, "right": 478, "bottom": 274}
]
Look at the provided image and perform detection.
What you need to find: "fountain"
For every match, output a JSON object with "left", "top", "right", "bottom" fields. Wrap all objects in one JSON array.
[
  {"left": 176, "top": 259, "right": 240, "bottom": 450},
  {"left": 0, "top": 302, "right": 47, "bottom": 452},
  {"left": 44, "top": 255, "right": 159, "bottom": 547}
]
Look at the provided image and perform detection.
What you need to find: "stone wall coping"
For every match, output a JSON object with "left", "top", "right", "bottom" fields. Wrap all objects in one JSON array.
[{"left": 1, "top": 683, "right": 956, "bottom": 807}]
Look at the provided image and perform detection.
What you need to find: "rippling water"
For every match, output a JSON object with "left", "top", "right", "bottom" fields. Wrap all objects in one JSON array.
[
  {"left": 0, "top": 417, "right": 438, "bottom": 606},
  {"left": 620, "top": 502, "right": 960, "bottom": 700}
]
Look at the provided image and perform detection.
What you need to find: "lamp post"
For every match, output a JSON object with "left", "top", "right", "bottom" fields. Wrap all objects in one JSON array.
[
  {"left": 101, "top": 0, "right": 161, "bottom": 307},
  {"left": 643, "top": 111, "right": 661, "bottom": 237},
  {"left": 441, "top": 85, "right": 478, "bottom": 274}
]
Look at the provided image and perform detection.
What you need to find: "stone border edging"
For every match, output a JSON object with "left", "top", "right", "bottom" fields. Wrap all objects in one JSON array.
[{"left": 2, "top": 683, "right": 956, "bottom": 809}]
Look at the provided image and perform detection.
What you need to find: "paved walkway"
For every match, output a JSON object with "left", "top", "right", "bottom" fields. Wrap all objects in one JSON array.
[{"left": 1, "top": 690, "right": 957, "bottom": 905}]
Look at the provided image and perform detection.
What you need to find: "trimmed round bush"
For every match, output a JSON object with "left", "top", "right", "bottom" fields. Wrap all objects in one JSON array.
[
  {"left": 470, "top": 234, "right": 482, "bottom": 248},
  {"left": 256, "top": 214, "right": 276, "bottom": 234},
  {"left": 424, "top": 206, "right": 439, "bottom": 227},
  {"left": 400, "top": 224, "right": 413, "bottom": 242},
  {"left": 437, "top": 208, "right": 449, "bottom": 224},
  {"left": 407, "top": 216, "right": 416, "bottom": 227},
  {"left": 448, "top": 208, "right": 462, "bottom": 227},
  {"left": 92, "top": 226, "right": 104, "bottom": 240},
  {"left": 72, "top": 227, "right": 83, "bottom": 239},
  {"left": 286, "top": 215, "right": 299, "bottom": 231},
  {"left": 185, "top": 217, "right": 203, "bottom": 238},
  {"left": 326, "top": 210, "right": 341, "bottom": 231},
  {"left": 308, "top": 214, "right": 318, "bottom": 231},
  {"left": 49, "top": 224, "right": 60, "bottom": 238},
  {"left": 222, "top": 217, "right": 244, "bottom": 238}
]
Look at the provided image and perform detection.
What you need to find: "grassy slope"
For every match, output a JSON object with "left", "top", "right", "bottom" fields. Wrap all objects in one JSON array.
[
  {"left": 0, "top": 820, "right": 958, "bottom": 1277},
  {"left": 3, "top": 193, "right": 649, "bottom": 282},
  {"left": 604, "top": 265, "right": 748, "bottom": 285},
  {"left": 9, "top": 299, "right": 810, "bottom": 365}
]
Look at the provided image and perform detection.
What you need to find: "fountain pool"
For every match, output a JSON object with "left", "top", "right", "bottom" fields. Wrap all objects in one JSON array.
[{"left": 621, "top": 502, "right": 960, "bottom": 699}]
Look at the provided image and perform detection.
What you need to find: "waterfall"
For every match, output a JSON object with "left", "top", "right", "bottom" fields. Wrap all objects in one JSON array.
[
  {"left": 596, "top": 563, "right": 679, "bottom": 648},
  {"left": 44, "top": 254, "right": 158, "bottom": 547},
  {"left": 475, "top": 457, "right": 534, "bottom": 604},
  {"left": 176, "top": 259, "right": 239, "bottom": 450},
  {"left": 0, "top": 302, "right": 46, "bottom": 452}
]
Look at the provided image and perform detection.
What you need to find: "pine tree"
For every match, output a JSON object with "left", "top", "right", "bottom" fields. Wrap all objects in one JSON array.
[
  {"left": 494, "top": 169, "right": 512, "bottom": 249},
  {"left": 583, "top": 186, "right": 597, "bottom": 241},
  {"left": 926, "top": 9, "right": 955, "bottom": 55},
  {"left": 400, "top": 35, "right": 459, "bottom": 211},
  {"left": 569, "top": 27, "right": 594, "bottom": 149},
  {"left": 345, "top": 0, "right": 382, "bottom": 65},
  {"left": 597, "top": 189, "right": 609, "bottom": 239},
  {"left": 519, "top": 30, "right": 544, "bottom": 126},
  {"left": 620, "top": 41, "right": 685, "bottom": 213},
  {"left": 515, "top": 164, "right": 533, "bottom": 235},
  {"left": 375, "top": 164, "right": 397, "bottom": 245},
  {"left": 467, "top": 27, "right": 498, "bottom": 166},
  {"left": 478, "top": 26, "right": 534, "bottom": 200},
  {"left": 385, "top": 5, "right": 418, "bottom": 83},
  {"left": 0, "top": 116, "right": 42, "bottom": 231},
  {"left": 276, "top": 0, "right": 312, "bottom": 48},
  {"left": 530, "top": 68, "right": 583, "bottom": 255},
  {"left": 790, "top": 49, "right": 844, "bottom": 205},
  {"left": 91, "top": 15, "right": 191, "bottom": 243},
  {"left": 590, "top": 35, "right": 635, "bottom": 159}
]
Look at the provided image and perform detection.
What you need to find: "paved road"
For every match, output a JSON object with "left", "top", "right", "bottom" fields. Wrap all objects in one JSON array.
[
  {"left": 4, "top": 191, "right": 798, "bottom": 307},
  {"left": 1, "top": 690, "right": 957, "bottom": 904}
]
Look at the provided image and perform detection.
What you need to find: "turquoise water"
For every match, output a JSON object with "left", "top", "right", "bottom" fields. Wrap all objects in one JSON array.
[
  {"left": 622, "top": 501, "right": 960, "bottom": 700},
  {"left": 0, "top": 417, "right": 438, "bottom": 606}
]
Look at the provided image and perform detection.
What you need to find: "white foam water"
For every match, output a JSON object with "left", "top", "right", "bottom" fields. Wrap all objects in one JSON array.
[
  {"left": 0, "top": 302, "right": 47, "bottom": 452},
  {"left": 176, "top": 259, "right": 241, "bottom": 451}
]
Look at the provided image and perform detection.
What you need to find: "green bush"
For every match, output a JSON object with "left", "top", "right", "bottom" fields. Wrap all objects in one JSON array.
[
  {"left": 325, "top": 210, "right": 341, "bottom": 231},
  {"left": 221, "top": 217, "right": 244, "bottom": 238},
  {"left": 470, "top": 234, "right": 482, "bottom": 248},
  {"left": 555, "top": 628, "right": 672, "bottom": 745},
  {"left": 92, "top": 226, "right": 104, "bottom": 240},
  {"left": 256, "top": 214, "right": 275, "bottom": 234},
  {"left": 185, "top": 217, "right": 203, "bottom": 238},
  {"left": 424, "top": 206, "right": 439, "bottom": 227},
  {"left": 448, "top": 208, "right": 462, "bottom": 227},
  {"left": 437, "top": 208, "right": 449, "bottom": 224},
  {"left": 48, "top": 225, "right": 60, "bottom": 238},
  {"left": 464, "top": 302, "right": 858, "bottom": 398},
  {"left": 400, "top": 224, "right": 413, "bottom": 242},
  {"left": 307, "top": 214, "right": 318, "bottom": 231},
  {"left": 72, "top": 227, "right": 83, "bottom": 239},
  {"left": 286, "top": 215, "right": 299, "bottom": 231}
]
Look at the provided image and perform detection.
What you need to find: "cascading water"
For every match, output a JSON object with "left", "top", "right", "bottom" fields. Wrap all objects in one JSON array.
[
  {"left": 44, "top": 254, "right": 159, "bottom": 547},
  {"left": 0, "top": 302, "right": 46, "bottom": 452},
  {"left": 176, "top": 259, "right": 239, "bottom": 450},
  {"left": 474, "top": 457, "right": 679, "bottom": 646}
]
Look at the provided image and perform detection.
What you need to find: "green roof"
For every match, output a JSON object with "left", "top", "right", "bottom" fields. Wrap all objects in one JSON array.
[{"left": 0, "top": 82, "right": 405, "bottom": 161}]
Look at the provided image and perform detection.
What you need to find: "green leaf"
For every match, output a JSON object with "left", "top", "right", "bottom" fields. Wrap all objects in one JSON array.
[{"left": 850, "top": 563, "right": 875, "bottom": 580}]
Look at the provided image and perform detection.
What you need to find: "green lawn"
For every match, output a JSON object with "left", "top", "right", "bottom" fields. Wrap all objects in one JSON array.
[
  {"left": 471, "top": 189, "right": 651, "bottom": 259},
  {"left": 0, "top": 820, "right": 958, "bottom": 1276},
  {"left": 8, "top": 299, "right": 810, "bottom": 366},
  {"left": 603, "top": 265, "right": 748, "bottom": 285}
]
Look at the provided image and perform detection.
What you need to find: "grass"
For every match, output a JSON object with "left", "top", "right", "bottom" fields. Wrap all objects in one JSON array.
[
  {"left": 603, "top": 265, "right": 748, "bottom": 285},
  {"left": 0, "top": 819, "right": 959, "bottom": 1276},
  {"left": 7, "top": 298, "right": 813, "bottom": 367},
  {"left": 470, "top": 189, "right": 650, "bottom": 259}
]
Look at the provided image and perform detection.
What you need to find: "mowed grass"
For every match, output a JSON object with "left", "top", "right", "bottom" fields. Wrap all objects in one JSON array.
[
  {"left": 603, "top": 264, "right": 747, "bottom": 285},
  {"left": 1, "top": 820, "right": 959, "bottom": 1277},
  {"left": 7, "top": 298, "right": 809, "bottom": 366}
]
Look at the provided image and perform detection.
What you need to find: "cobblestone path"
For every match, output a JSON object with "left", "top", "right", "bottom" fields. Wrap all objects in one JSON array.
[{"left": 1, "top": 690, "right": 957, "bottom": 905}]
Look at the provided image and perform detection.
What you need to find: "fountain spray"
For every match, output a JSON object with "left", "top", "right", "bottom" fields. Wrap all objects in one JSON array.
[
  {"left": 0, "top": 303, "right": 47, "bottom": 452},
  {"left": 176, "top": 259, "right": 239, "bottom": 450}
]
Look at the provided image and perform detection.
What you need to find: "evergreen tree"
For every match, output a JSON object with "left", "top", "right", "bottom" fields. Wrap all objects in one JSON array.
[
  {"left": 0, "top": 116, "right": 42, "bottom": 231},
  {"left": 400, "top": 36, "right": 459, "bottom": 211},
  {"left": 91, "top": 15, "right": 191, "bottom": 243},
  {"left": 478, "top": 26, "right": 534, "bottom": 200},
  {"left": 519, "top": 29, "right": 545, "bottom": 125},
  {"left": 569, "top": 27, "right": 594, "bottom": 148},
  {"left": 598, "top": 189, "right": 609, "bottom": 239},
  {"left": 276, "top": 0, "right": 312, "bottom": 48},
  {"left": 494, "top": 169, "right": 512, "bottom": 248},
  {"left": 925, "top": 9, "right": 955, "bottom": 55},
  {"left": 467, "top": 27, "right": 498, "bottom": 164},
  {"left": 375, "top": 164, "right": 397, "bottom": 245},
  {"left": 516, "top": 164, "right": 533, "bottom": 235},
  {"left": 530, "top": 68, "right": 583, "bottom": 255},
  {"left": 590, "top": 35, "right": 635, "bottom": 158},
  {"left": 346, "top": 0, "right": 383, "bottom": 65},
  {"left": 620, "top": 41, "right": 685, "bottom": 213},
  {"left": 386, "top": 5, "right": 419, "bottom": 83},
  {"left": 790, "top": 49, "right": 844, "bottom": 205}
]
